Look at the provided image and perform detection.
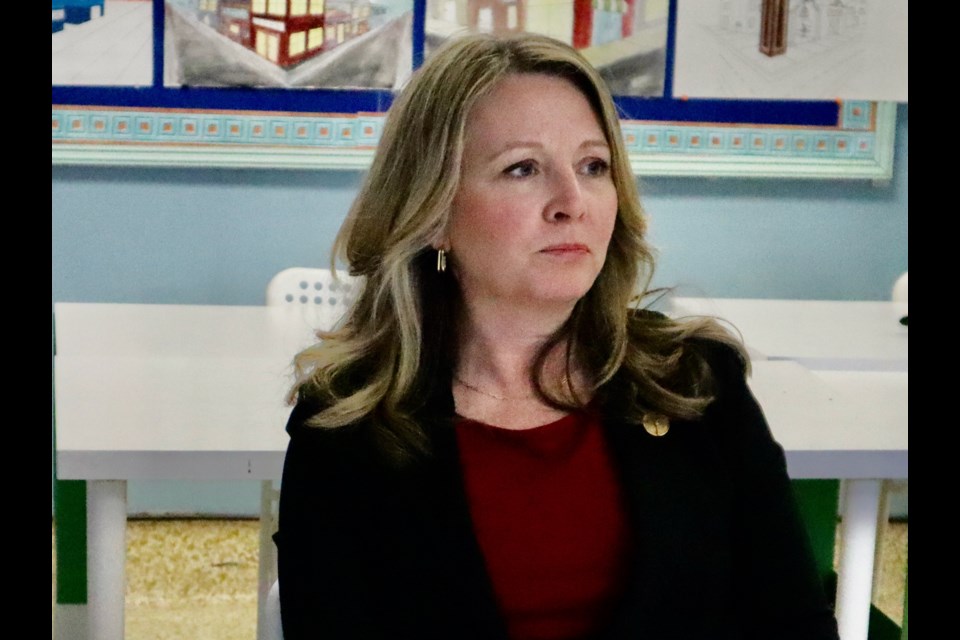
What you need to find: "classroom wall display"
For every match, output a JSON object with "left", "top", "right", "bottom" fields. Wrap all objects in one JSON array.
[
  {"left": 424, "top": 0, "right": 669, "bottom": 97},
  {"left": 52, "top": 0, "right": 155, "bottom": 87},
  {"left": 673, "top": 0, "right": 908, "bottom": 102},
  {"left": 51, "top": 0, "right": 900, "bottom": 180},
  {"left": 163, "top": 0, "right": 413, "bottom": 90}
]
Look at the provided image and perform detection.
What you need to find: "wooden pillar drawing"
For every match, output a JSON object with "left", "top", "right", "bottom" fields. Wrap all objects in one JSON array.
[{"left": 760, "top": 0, "right": 789, "bottom": 56}]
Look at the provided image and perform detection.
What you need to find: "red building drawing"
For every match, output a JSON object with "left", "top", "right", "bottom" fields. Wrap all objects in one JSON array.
[
  {"left": 248, "top": 0, "right": 375, "bottom": 68},
  {"left": 250, "top": 0, "right": 327, "bottom": 67}
]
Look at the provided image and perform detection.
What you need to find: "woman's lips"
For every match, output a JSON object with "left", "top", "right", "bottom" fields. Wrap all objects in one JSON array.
[{"left": 540, "top": 243, "right": 590, "bottom": 255}]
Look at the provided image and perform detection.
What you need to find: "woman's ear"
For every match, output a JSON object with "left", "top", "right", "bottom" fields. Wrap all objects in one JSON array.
[
  {"left": 429, "top": 231, "right": 450, "bottom": 253},
  {"left": 427, "top": 215, "right": 452, "bottom": 253}
]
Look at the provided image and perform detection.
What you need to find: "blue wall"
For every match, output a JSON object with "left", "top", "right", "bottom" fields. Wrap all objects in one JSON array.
[{"left": 52, "top": 104, "right": 909, "bottom": 516}]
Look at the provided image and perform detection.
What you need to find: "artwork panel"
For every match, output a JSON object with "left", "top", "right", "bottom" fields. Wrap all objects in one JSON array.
[
  {"left": 673, "top": 0, "right": 907, "bottom": 102},
  {"left": 424, "top": 0, "right": 668, "bottom": 97},
  {"left": 163, "top": 0, "right": 414, "bottom": 90},
  {"left": 52, "top": 0, "right": 155, "bottom": 87}
]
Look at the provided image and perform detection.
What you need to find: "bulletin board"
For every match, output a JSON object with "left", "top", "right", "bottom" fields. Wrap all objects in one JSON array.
[{"left": 51, "top": 0, "right": 898, "bottom": 180}]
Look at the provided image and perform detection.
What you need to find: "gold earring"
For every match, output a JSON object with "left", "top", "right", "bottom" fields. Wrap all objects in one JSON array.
[{"left": 437, "top": 248, "right": 447, "bottom": 273}]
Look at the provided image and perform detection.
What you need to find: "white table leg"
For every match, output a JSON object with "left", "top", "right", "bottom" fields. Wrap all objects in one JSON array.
[
  {"left": 256, "top": 479, "right": 280, "bottom": 640},
  {"left": 835, "top": 479, "right": 882, "bottom": 640},
  {"left": 86, "top": 481, "right": 127, "bottom": 640}
]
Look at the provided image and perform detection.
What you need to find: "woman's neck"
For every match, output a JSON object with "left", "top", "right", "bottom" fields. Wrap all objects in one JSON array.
[
  {"left": 452, "top": 342, "right": 579, "bottom": 430},
  {"left": 455, "top": 300, "right": 574, "bottom": 394}
]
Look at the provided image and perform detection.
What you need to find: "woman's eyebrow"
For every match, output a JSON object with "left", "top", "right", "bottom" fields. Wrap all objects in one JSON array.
[{"left": 482, "top": 139, "right": 610, "bottom": 164}]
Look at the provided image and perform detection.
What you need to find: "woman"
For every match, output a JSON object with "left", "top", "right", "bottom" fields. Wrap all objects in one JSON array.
[{"left": 274, "top": 33, "right": 840, "bottom": 640}]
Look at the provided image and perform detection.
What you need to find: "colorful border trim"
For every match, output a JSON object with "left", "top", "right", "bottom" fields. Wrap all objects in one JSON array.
[{"left": 52, "top": 100, "right": 896, "bottom": 180}]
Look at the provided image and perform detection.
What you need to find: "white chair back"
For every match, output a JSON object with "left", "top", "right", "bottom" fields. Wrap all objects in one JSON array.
[
  {"left": 266, "top": 267, "right": 360, "bottom": 330},
  {"left": 891, "top": 271, "right": 908, "bottom": 303}
]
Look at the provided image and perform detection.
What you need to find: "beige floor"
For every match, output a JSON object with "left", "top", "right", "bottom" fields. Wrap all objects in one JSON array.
[{"left": 54, "top": 518, "right": 907, "bottom": 640}]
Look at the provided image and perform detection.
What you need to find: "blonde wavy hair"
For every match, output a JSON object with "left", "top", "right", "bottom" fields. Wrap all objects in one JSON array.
[{"left": 291, "top": 33, "right": 745, "bottom": 461}]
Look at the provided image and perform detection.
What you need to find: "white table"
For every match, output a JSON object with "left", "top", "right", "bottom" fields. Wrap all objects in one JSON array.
[
  {"left": 53, "top": 303, "right": 320, "bottom": 640},
  {"left": 669, "top": 296, "right": 908, "bottom": 640},
  {"left": 669, "top": 296, "right": 908, "bottom": 371},
  {"left": 54, "top": 303, "right": 320, "bottom": 483},
  {"left": 54, "top": 301, "right": 906, "bottom": 640}
]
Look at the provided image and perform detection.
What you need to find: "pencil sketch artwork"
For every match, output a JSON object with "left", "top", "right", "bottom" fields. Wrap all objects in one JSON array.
[
  {"left": 164, "top": 0, "right": 414, "bottom": 89},
  {"left": 52, "top": 0, "right": 154, "bottom": 86},
  {"left": 673, "top": 0, "right": 907, "bottom": 101},
  {"left": 424, "top": 0, "right": 669, "bottom": 97}
]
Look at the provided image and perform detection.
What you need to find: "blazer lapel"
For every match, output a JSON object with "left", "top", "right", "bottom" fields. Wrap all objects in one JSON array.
[
  {"left": 601, "top": 404, "right": 740, "bottom": 638},
  {"left": 408, "top": 387, "right": 511, "bottom": 640}
]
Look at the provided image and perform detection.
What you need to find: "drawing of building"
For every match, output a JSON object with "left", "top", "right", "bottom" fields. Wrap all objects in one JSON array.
[
  {"left": 578, "top": 0, "right": 632, "bottom": 48},
  {"left": 219, "top": 0, "right": 252, "bottom": 46},
  {"left": 248, "top": 0, "right": 379, "bottom": 68},
  {"left": 323, "top": 0, "right": 379, "bottom": 49},
  {"left": 531, "top": 0, "right": 636, "bottom": 49},
  {"left": 428, "top": 0, "right": 644, "bottom": 50},
  {"left": 61, "top": 0, "right": 106, "bottom": 25},
  {"left": 718, "top": 0, "right": 868, "bottom": 52},
  {"left": 249, "top": 0, "right": 325, "bottom": 67},
  {"left": 760, "top": 0, "right": 788, "bottom": 55},
  {"left": 464, "top": 0, "right": 525, "bottom": 34},
  {"left": 53, "top": 1, "right": 66, "bottom": 32},
  {"left": 198, "top": 0, "right": 220, "bottom": 28}
]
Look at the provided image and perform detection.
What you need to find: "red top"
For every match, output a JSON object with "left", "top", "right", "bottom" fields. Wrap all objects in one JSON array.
[{"left": 455, "top": 408, "right": 634, "bottom": 640}]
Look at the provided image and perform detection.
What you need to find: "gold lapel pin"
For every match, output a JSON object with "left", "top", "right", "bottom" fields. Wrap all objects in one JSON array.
[{"left": 642, "top": 412, "right": 670, "bottom": 437}]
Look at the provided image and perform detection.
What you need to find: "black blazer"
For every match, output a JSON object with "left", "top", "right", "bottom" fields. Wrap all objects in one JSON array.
[{"left": 274, "top": 339, "right": 840, "bottom": 640}]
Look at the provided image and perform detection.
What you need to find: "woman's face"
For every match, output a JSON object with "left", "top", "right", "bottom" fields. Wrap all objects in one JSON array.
[{"left": 446, "top": 73, "right": 619, "bottom": 315}]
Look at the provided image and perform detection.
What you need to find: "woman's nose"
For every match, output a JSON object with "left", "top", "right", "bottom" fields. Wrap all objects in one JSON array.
[{"left": 544, "top": 169, "right": 586, "bottom": 222}]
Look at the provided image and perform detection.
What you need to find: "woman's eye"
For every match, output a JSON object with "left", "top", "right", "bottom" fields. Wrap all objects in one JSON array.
[
  {"left": 582, "top": 158, "right": 610, "bottom": 176},
  {"left": 504, "top": 160, "right": 537, "bottom": 178}
]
